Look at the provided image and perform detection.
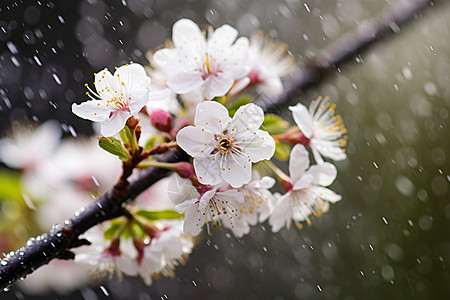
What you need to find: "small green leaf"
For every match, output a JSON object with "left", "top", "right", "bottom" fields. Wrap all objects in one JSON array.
[
  {"left": 98, "top": 136, "right": 130, "bottom": 161},
  {"left": 104, "top": 221, "right": 122, "bottom": 240},
  {"left": 136, "top": 209, "right": 184, "bottom": 221},
  {"left": 274, "top": 142, "right": 291, "bottom": 160},
  {"left": 262, "top": 114, "right": 289, "bottom": 135},
  {"left": 144, "top": 135, "right": 165, "bottom": 151},
  {"left": 227, "top": 95, "right": 251, "bottom": 117},
  {"left": 0, "top": 169, "right": 22, "bottom": 202}
]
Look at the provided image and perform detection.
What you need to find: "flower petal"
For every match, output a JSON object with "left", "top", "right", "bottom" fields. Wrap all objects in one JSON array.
[
  {"left": 220, "top": 153, "right": 252, "bottom": 188},
  {"left": 292, "top": 174, "right": 314, "bottom": 190},
  {"left": 289, "top": 144, "right": 310, "bottom": 183},
  {"left": 236, "top": 130, "right": 275, "bottom": 162},
  {"left": 176, "top": 126, "right": 215, "bottom": 157},
  {"left": 172, "top": 19, "right": 205, "bottom": 51},
  {"left": 232, "top": 103, "right": 264, "bottom": 130},
  {"left": 115, "top": 63, "right": 148, "bottom": 88},
  {"left": 289, "top": 103, "right": 313, "bottom": 138},
  {"left": 100, "top": 111, "right": 130, "bottom": 137},
  {"left": 128, "top": 89, "right": 150, "bottom": 115},
  {"left": 193, "top": 156, "right": 223, "bottom": 186},
  {"left": 309, "top": 186, "right": 342, "bottom": 203},
  {"left": 193, "top": 101, "right": 231, "bottom": 133},
  {"left": 269, "top": 193, "right": 292, "bottom": 232},
  {"left": 167, "top": 71, "right": 203, "bottom": 95},
  {"left": 208, "top": 24, "right": 238, "bottom": 49},
  {"left": 203, "top": 73, "right": 234, "bottom": 100},
  {"left": 71, "top": 100, "right": 111, "bottom": 122},
  {"left": 307, "top": 162, "right": 337, "bottom": 186}
]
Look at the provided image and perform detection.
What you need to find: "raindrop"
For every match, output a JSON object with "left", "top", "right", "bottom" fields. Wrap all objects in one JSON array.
[
  {"left": 64, "top": 219, "right": 72, "bottom": 225},
  {"left": 92, "top": 176, "right": 100, "bottom": 186},
  {"left": 11, "top": 56, "right": 20, "bottom": 67},
  {"left": 58, "top": 15, "right": 65, "bottom": 24},
  {"left": 304, "top": 3, "right": 310, "bottom": 12},
  {"left": 372, "top": 162, "right": 379, "bottom": 169},
  {"left": 6, "top": 41, "right": 18, "bottom": 54},
  {"left": 33, "top": 55, "right": 42, "bottom": 66},
  {"left": 356, "top": 176, "right": 363, "bottom": 181},
  {"left": 316, "top": 284, "right": 322, "bottom": 292},
  {"left": 262, "top": 246, "right": 268, "bottom": 252},
  {"left": 52, "top": 73, "right": 62, "bottom": 85},
  {"left": 99, "top": 285, "right": 109, "bottom": 296},
  {"left": 382, "top": 217, "right": 388, "bottom": 225},
  {"left": 192, "top": 280, "right": 197, "bottom": 287},
  {"left": 119, "top": 20, "right": 124, "bottom": 26}
]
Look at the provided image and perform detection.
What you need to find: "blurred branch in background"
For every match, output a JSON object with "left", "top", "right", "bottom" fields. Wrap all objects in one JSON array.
[{"left": 0, "top": 0, "right": 441, "bottom": 291}]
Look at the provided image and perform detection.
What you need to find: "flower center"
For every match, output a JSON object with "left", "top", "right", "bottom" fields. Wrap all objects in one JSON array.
[{"left": 219, "top": 137, "right": 232, "bottom": 154}]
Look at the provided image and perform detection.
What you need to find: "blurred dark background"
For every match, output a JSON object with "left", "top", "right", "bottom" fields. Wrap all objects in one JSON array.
[{"left": 1, "top": 0, "right": 450, "bottom": 299}]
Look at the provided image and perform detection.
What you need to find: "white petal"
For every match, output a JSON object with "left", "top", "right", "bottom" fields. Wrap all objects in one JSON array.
[
  {"left": 289, "top": 103, "right": 313, "bottom": 138},
  {"left": 208, "top": 24, "right": 238, "bottom": 48},
  {"left": 203, "top": 73, "right": 234, "bottom": 100},
  {"left": 115, "top": 63, "right": 148, "bottom": 88},
  {"left": 309, "top": 186, "right": 342, "bottom": 203},
  {"left": 72, "top": 100, "right": 111, "bottom": 122},
  {"left": 167, "top": 71, "right": 203, "bottom": 94},
  {"left": 129, "top": 89, "right": 150, "bottom": 115},
  {"left": 182, "top": 204, "right": 204, "bottom": 236},
  {"left": 232, "top": 103, "right": 264, "bottom": 130},
  {"left": 307, "top": 162, "right": 337, "bottom": 186},
  {"left": 313, "top": 139, "right": 347, "bottom": 161},
  {"left": 95, "top": 68, "right": 118, "bottom": 94},
  {"left": 167, "top": 174, "right": 200, "bottom": 205},
  {"left": 176, "top": 126, "right": 214, "bottom": 157},
  {"left": 292, "top": 174, "right": 314, "bottom": 190},
  {"left": 100, "top": 111, "right": 130, "bottom": 137},
  {"left": 223, "top": 37, "right": 251, "bottom": 79},
  {"left": 237, "top": 130, "right": 275, "bottom": 162},
  {"left": 193, "top": 101, "right": 231, "bottom": 133},
  {"left": 199, "top": 189, "right": 217, "bottom": 210},
  {"left": 172, "top": 19, "right": 205, "bottom": 50},
  {"left": 220, "top": 153, "right": 252, "bottom": 188},
  {"left": 152, "top": 48, "right": 183, "bottom": 73},
  {"left": 193, "top": 156, "right": 223, "bottom": 186},
  {"left": 289, "top": 144, "right": 309, "bottom": 183},
  {"left": 269, "top": 193, "right": 292, "bottom": 232}
]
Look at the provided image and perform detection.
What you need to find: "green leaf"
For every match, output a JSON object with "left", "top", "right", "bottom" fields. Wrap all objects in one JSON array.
[
  {"left": 136, "top": 209, "right": 184, "bottom": 221},
  {"left": 144, "top": 135, "right": 165, "bottom": 151},
  {"left": 104, "top": 221, "right": 123, "bottom": 240},
  {"left": 0, "top": 169, "right": 22, "bottom": 202},
  {"left": 98, "top": 137, "right": 130, "bottom": 161},
  {"left": 274, "top": 142, "right": 291, "bottom": 160},
  {"left": 227, "top": 95, "right": 251, "bottom": 117},
  {"left": 261, "top": 114, "right": 289, "bottom": 135}
]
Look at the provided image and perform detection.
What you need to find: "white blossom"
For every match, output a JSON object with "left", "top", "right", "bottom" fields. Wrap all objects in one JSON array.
[
  {"left": 153, "top": 18, "right": 250, "bottom": 100},
  {"left": 136, "top": 221, "right": 193, "bottom": 285},
  {"left": 289, "top": 97, "right": 347, "bottom": 163},
  {"left": 247, "top": 32, "right": 296, "bottom": 96},
  {"left": 174, "top": 182, "right": 244, "bottom": 236},
  {"left": 269, "top": 144, "right": 341, "bottom": 232},
  {"left": 176, "top": 101, "right": 275, "bottom": 188},
  {"left": 72, "top": 63, "right": 169, "bottom": 137}
]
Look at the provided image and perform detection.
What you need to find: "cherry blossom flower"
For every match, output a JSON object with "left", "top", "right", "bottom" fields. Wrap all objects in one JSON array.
[
  {"left": 168, "top": 174, "right": 244, "bottom": 236},
  {"left": 247, "top": 32, "right": 296, "bottom": 96},
  {"left": 269, "top": 144, "right": 341, "bottom": 232},
  {"left": 136, "top": 221, "right": 193, "bottom": 285},
  {"left": 176, "top": 101, "right": 275, "bottom": 188},
  {"left": 153, "top": 18, "right": 250, "bottom": 100},
  {"left": 72, "top": 63, "right": 169, "bottom": 137},
  {"left": 232, "top": 172, "right": 276, "bottom": 237},
  {"left": 289, "top": 97, "right": 347, "bottom": 164},
  {"left": 75, "top": 227, "right": 138, "bottom": 281}
]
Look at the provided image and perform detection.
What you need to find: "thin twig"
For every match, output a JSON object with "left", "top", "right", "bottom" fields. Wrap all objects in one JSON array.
[{"left": 0, "top": 0, "right": 439, "bottom": 290}]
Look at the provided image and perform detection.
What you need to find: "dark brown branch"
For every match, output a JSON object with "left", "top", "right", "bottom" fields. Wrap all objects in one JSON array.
[{"left": 0, "top": 0, "right": 440, "bottom": 291}]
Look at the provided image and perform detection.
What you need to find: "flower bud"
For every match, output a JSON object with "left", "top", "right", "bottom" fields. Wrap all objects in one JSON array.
[
  {"left": 150, "top": 109, "right": 173, "bottom": 133},
  {"left": 172, "top": 162, "right": 196, "bottom": 179}
]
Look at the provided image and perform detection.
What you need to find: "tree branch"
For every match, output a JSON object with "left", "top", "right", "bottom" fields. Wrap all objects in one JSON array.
[{"left": 0, "top": 0, "right": 439, "bottom": 290}]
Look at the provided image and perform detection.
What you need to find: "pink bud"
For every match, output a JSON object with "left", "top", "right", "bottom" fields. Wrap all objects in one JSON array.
[{"left": 150, "top": 109, "right": 173, "bottom": 133}]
